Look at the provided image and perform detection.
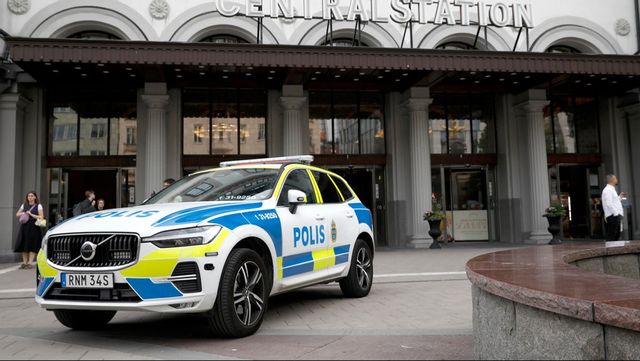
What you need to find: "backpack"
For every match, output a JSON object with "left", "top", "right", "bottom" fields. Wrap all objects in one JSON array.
[{"left": 72, "top": 202, "right": 82, "bottom": 217}]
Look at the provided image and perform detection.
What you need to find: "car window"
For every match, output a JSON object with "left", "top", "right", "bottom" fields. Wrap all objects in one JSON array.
[
  {"left": 311, "top": 171, "right": 343, "bottom": 203},
  {"left": 277, "top": 169, "right": 318, "bottom": 206},
  {"left": 331, "top": 175, "right": 354, "bottom": 201},
  {"left": 145, "top": 168, "right": 278, "bottom": 204}
]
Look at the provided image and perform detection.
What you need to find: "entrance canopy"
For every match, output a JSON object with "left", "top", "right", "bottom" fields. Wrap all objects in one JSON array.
[{"left": 5, "top": 37, "right": 640, "bottom": 93}]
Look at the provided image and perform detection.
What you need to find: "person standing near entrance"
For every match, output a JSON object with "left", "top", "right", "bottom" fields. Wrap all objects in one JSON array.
[
  {"left": 14, "top": 191, "right": 44, "bottom": 269},
  {"left": 72, "top": 190, "right": 96, "bottom": 216},
  {"left": 601, "top": 174, "right": 628, "bottom": 242}
]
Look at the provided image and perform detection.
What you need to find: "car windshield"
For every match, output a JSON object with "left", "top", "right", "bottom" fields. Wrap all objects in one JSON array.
[{"left": 145, "top": 168, "right": 280, "bottom": 204}]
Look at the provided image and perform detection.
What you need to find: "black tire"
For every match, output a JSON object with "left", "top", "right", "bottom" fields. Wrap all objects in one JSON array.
[
  {"left": 207, "top": 248, "right": 269, "bottom": 338},
  {"left": 339, "top": 239, "right": 373, "bottom": 298},
  {"left": 53, "top": 309, "right": 116, "bottom": 330}
]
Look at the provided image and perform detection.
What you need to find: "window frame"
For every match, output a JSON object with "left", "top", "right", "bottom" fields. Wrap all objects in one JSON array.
[{"left": 276, "top": 168, "right": 319, "bottom": 207}]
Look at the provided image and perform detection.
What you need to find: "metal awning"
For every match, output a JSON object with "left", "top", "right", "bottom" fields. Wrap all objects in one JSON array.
[{"left": 6, "top": 37, "right": 640, "bottom": 75}]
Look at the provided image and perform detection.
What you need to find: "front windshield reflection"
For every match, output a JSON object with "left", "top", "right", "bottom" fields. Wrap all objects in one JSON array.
[{"left": 145, "top": 168, "right": 279, "bottom": 204}]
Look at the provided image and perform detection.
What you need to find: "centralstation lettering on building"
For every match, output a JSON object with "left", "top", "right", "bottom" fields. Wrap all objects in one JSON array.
[{"left": 215, "top": 0, "right": 534, "bottom": 28}]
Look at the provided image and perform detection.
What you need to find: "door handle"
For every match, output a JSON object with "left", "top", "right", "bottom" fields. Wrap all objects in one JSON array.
[
  {"left": 346, "top": 212, "right": 355, "bottom": 218},
  {"left": 315, "top": 215, "right": 326, "bottom": 221}
]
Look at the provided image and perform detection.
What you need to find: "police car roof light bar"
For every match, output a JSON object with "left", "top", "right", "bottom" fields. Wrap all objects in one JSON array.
[{"left": 220, "top": 155, "right": 314, "bottom": 167}]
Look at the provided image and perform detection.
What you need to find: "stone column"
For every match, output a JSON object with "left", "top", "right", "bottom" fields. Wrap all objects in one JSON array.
[
  {"left": 515, "top": 91, "right": 551, "bottom": 243},
  {"left": 280, "top": 96, "right": 306, "bottom": 156},
  {"left": 141, "top": 84, "right": 170, "bottom": 198},
  {"left": 404, "top": 94, "right": 434, "bottom": 248},
  {"left": 0, "top": 93, "right": 30, "bottom": 260}
]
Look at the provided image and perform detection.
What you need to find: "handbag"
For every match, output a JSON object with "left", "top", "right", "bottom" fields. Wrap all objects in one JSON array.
[
  {"left": 19, "top": 204, "right": 36, "bottom": 224},
  {"left": 35, "top": 218, "right": 47, "bottom": 228}
]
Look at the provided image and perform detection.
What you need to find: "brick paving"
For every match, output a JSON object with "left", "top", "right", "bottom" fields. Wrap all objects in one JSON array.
[{"left": 0, "top": 244, "right": 520, "bottom": 359}]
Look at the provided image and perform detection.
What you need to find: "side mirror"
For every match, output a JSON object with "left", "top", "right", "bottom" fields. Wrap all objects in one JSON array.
[{"left": 288, "top": 189, "right": 307, "bottom": 214}]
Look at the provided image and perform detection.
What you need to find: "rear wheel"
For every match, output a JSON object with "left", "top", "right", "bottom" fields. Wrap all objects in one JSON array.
[
  {"left": 207, "top": 248, "right": 269, "bottom": 338},
  {"left": 53, "top": 310, "right": 116, "bottom": 330},
  {"left": 339, "top": 239, "right": 373, "bottom": 298}
]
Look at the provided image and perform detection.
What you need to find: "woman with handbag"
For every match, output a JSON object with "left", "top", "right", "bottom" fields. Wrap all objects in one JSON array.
[{"left": 14, "top": 191, "right": 45, "bottom": 270}]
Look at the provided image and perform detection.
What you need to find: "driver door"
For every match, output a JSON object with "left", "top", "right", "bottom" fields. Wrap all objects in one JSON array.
[{"left": 276, "top": 169, "right": 330, "bottom": 289}]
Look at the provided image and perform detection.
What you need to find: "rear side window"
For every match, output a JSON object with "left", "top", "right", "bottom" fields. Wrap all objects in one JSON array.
[
  {"left": 331, "top": 175, "right": 354, "bottom": 201},
  {"left": 311, "top": 171, "right": 343, "bottom": 203}
]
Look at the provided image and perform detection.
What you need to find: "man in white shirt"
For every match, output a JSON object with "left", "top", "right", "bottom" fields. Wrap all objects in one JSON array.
[{"left": 601, "top": 174, "right": 628, "bottom": 242}]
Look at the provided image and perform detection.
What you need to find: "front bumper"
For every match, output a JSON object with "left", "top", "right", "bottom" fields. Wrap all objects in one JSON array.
[{"left": 35, "top": 233, "right": 230, "bottom": 313}]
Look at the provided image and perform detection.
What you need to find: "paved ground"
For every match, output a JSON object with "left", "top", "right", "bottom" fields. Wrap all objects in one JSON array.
[{"left": 0, "top": 243, "right": 521, "bottom": 360}]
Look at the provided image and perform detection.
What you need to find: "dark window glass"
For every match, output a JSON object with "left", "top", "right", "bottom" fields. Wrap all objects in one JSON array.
[
  {"left": 309, "top": 92, "right": 333, "bottom": 154},
  {"left": 182, "top": 89, "right": 267, "bottom": 156},
  {"left": 312, "top": 171, "right": 343, "bottom": 203},
  {"left": 359, "top": 92, "right": 385, "bottom": 154},
  {"left": 544, "top": 96, "right": 598, "bottom": 154},
  {"left": 321, "top": 37, "right": 369, "bottom": 47},
  {"left": 334, "top": 92, "right": 358, "bottom": 154},
  {"left": 331, "top": 175, "right": 354, "bottom": 201},
  {"left": 50, "top": 106, "right": 78, "bottom": 156},
  {"left": 278, "top": 169, "right": 318, "bottom": 206},
  {"left": 429, "top": 93, "right": 495, "bottom": 154},
  {"left": 436, "top": 41, "right": 478, "bottom": 50},
  {"left": 67, "top": 31, "right": 122, "bottom": 40},
  {"left": 574, "top": 97, "right": 599, "bottom": 153},
  {"left": 309, "top": 91, "right": 385, "bottom": 155},
  {"left": 199, "top": 34, "right": 250, "bottom": 44},
  {"left": 183, "top": 89, "right": 210, "bottom": 155},
  {"left": 48, "top": 90, "right": 136, "bottom": 158}
]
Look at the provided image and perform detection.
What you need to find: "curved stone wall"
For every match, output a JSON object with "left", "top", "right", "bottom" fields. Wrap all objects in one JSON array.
[{"left": 467, "top": 241, "right": 640, "bottom": 360}]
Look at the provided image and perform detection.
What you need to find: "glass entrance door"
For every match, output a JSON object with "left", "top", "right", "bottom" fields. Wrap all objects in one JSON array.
[
  {"left": 432, "top": 166, "right": 494, "bottom": 242},
  {"left": 48, "top": 167, "right": 136, "bottom": 225}
]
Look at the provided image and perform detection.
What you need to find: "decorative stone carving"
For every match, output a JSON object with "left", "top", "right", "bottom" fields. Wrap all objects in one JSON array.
[
  {"left": 7, "top": 0, "right": 30, "bottom": 15},
  {"left": 149, "top": 0, "right": 170, "bottom": 20},
  {"left": 615, "top": 19, "right": 631, "bottom": 36}
]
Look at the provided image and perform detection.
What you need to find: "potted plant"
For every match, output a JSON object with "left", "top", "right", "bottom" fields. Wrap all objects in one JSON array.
[
  {"left": 424, "top": 201, "right": 446, "bottom": 249},
  {"left": 543, "top": 203, "right": 567, "bottom": 245}
]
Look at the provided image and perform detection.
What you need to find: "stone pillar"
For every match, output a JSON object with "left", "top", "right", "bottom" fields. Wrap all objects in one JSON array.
[
  {"left": 515, "top": 91, "right": 551, "bottom": 243},
  {"left": 404, "top": 90, "right": 434, "bottom": 248},
  {"left": 280, "top": 85, "right": 306, "bottom": 156},
  {"left": 0, "top": 93, "right": 30, "bottom": 261},
  {"left": 141, "top": 84, "right": 169, "bottom": 198}
]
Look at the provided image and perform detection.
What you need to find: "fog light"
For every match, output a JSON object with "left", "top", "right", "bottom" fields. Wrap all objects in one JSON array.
[{"left": 170, "top": 302, "right": 198, "bottom": 309}]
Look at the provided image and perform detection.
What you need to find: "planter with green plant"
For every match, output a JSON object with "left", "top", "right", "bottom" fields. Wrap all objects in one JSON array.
[
  {"left": 424, "top": 201, "right": 446, "bottom": 249},
  {"left": 543, "top": 204, "right": 567, "bottom": 245}
]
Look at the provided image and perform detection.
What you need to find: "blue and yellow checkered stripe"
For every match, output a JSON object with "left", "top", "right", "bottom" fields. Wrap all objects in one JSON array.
[{"left": 280, "top": 245, "right": 350, "bottom": 279}]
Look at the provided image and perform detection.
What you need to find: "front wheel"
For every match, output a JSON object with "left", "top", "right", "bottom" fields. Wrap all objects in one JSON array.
[
  {"left": 339, "top": 239, "right": 373, "bottom": 298},
  {"left": 207, "top": 248, "right": 269, "bottom": 338},
  {"left": 53, "top": 309, "right": 116, "bottom": 330}
]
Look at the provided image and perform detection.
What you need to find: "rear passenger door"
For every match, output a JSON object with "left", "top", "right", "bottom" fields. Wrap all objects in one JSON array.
[
  {"left": 276, "top": 169, "right": 330, "bottom": 289},
  {"left": 310, "top": 171, "right": 358, "bottom": 278}
]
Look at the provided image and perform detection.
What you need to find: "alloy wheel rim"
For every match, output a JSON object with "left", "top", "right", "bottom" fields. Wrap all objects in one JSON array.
[
  {"left": 356, "top": 247, "right": 372, "bottom": 289},
  {"left": 233, "top": 261, "right": 264, "bottom": 326}
]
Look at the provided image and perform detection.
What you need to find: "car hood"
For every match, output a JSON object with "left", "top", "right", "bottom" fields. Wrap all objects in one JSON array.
[{"left": 47, "top": 201, "right": 264, "bottom": 238}]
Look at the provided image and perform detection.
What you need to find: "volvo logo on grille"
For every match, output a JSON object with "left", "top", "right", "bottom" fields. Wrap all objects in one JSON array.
[{"left": 80, "top": 242, "right": 97, "bottom": 261}]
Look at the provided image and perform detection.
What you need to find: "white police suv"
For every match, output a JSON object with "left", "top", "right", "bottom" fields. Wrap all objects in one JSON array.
[{"left": 36, "top": 156, "right": 374, "bottom": 337}]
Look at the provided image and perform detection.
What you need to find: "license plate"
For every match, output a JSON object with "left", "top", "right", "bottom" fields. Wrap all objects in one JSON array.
[{"left": 62, "top": 273, "right": 114, "bottom": 289}]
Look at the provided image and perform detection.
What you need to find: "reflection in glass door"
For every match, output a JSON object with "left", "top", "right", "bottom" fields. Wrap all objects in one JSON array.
[{"left": 432, "top": 167, "right": 494, "bottom": 242}]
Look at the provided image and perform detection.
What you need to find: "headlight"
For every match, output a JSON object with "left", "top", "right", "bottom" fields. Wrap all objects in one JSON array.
[
  {"left": 41, "top": 234, "right": 49, "bottom": 251},
  {"left": 143, "top": 226, "right": 222, "bottom": 248}
]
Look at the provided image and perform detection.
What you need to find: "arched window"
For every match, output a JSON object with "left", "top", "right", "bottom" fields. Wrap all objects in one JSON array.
[
  {"left": 321, "top": 37, "right": 369, "bottom": 47},
  {"left": 66, "top": 31, "right": 122, "bottom": 40},
  {"left": 199, "top": 34, "right": 250, "bottom": 44},
  {"left": 436, "top": 41, "right": 478, "bottom": 50},
  {"left": 545, "top": 45, "right": 582, "bottom": 54}
]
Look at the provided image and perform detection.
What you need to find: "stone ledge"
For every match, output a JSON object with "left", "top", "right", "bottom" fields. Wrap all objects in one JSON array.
[{"left": 466, "top": 241, "right": 640, "bottom": 333}]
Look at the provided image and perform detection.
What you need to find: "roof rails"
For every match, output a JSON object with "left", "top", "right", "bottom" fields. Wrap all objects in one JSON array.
[{"left": 219, "top": 155, "right": 314, "bottom": 167}]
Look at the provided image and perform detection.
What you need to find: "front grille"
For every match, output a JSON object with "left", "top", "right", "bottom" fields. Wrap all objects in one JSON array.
[
  {"left": 47, "top": 234, "right": 139, "bottom": 268},
  {"left": 44, "top": 283, "right": 141, "bottom": 302},
  {"left": 171, "top": 262, "right": 201, "bottom": 293}
]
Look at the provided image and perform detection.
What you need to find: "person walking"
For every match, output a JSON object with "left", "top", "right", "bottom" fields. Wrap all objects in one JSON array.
[
  {"left": 14, "top": 191, "right": 45, "bottom": 269},
  {"left": 72, "top": 190, "right": 96, "bottom": 216},
  {"left": 601, "top": 174, "right": 628, "bottom": 242}
]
